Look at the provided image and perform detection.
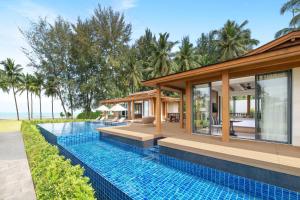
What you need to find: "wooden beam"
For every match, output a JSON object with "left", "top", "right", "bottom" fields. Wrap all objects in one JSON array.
[
  {"left": 185, "top": 81, "right": 192, "bottom": 134},
  {"left": 180, "top": 91, "right": 184, "bottom": 128},
  {"left": 222, "top": 71, "right": 230, "bottom": 142},
  {"left": 156, "top": 86, "right": 162, "bottom": 133},
  {"left": 161, "top": 85, "right": 184, "bottom": 93}
]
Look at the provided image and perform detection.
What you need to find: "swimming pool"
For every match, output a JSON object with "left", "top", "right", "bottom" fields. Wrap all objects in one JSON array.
[{"left": 38, "top": 122, "right": 300, "bottom": 200}]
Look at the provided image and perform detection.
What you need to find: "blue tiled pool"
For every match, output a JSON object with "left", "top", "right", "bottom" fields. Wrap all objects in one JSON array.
[{"left": 38, "top": 122, "right": 300, "bottom": 200}]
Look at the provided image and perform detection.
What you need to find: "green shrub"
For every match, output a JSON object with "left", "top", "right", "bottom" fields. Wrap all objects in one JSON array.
[
  {"left": 77, "top": 111, "right": 101, "bottom": 119},
  {"left": 21, "top": 120, "right": 95, "bottom": 200}
]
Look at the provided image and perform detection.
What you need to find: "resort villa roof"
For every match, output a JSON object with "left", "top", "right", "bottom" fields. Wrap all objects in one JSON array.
[
  {"left": 142, "top": 31, "right": 300, "bottom": 90},
  {"left": 100, "top": 89, "right": 180, "bottom": 104}
]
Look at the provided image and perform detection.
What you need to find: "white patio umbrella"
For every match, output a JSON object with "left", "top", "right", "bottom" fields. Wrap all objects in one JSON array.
[
  {"left": 110, "top": 104, "right": 127, "bottom": 112},
  {"left": 96, "top": 105, "right": 110, "bottom": 112},
  {"left": 96, "top": 105, "right": 110, "bottom": 119}
]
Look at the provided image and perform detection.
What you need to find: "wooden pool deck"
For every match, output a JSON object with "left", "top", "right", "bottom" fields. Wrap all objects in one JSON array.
[{"left": 98, "top": 122, "right": 300, "bottom": 177}]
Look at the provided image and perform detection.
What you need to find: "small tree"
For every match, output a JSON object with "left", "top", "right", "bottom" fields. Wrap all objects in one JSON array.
[{"left": 60, "top": 112, "right": 65, "bottom": 118}]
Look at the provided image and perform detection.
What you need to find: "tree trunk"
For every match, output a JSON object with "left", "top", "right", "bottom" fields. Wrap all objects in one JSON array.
[
  {"left": 31, "top": 93, "right": 33, "bottom": 119},
  {"left": 51, "top": 95, "right": 54, "bottom": 119},
  {"left": 12, "top": 87, "right": 19, "bottom": 121},
  {"left": 39, "top": 91, "right": 42, "bottom": 120},
  {"left": 26, "top": 90, "right": 30, "bottom": 120},
  {"left": 57, "top": 90, "right": 67, "bottom": 117}
]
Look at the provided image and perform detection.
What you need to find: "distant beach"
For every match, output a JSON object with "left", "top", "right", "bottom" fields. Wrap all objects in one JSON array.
[{"left": 0, "top": 112, "right": 63, "bottom": 120}]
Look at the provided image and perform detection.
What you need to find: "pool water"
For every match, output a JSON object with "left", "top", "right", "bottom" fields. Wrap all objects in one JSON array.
[{"left": 38, "top": 122, "right": 300, "bottom": 200}]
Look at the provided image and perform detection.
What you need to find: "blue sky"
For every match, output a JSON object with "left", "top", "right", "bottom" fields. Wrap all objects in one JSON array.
[{"left": 0, "top": 0, "right": 292, "bottom": 116}]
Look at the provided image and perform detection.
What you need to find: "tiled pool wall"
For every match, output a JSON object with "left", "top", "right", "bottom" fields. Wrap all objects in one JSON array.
[
  {"left": 158, "top": 152, "right": 300, "bottom": 200},
  {"left": 37, "top": 124, "right": 300, "bottom": 200},
  {"left": 159, "top": 146, "right": 300, "bottom": 193},
  {"left": 100, "top": 132, "right": 156, "bottom": 148},
  {"left": 58, "top": 144, "right": 132, "bottom": 200}
]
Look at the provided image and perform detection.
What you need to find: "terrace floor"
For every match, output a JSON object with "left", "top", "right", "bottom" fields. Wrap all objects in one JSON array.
[{"left": 103, "top": 122, "right": 300, "bottom": 177}]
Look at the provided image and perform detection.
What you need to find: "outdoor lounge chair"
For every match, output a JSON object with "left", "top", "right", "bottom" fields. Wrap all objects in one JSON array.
[
  {"left": 142, "top": 116, "right": 155, "bottom": 124},
  {"left": 117, "top": 117, "right": 126, "bottom": 123}
]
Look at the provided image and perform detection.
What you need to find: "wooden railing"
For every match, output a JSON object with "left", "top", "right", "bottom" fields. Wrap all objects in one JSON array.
[{"left": 230, "top": 112, "right": 254, "bottom": 118}]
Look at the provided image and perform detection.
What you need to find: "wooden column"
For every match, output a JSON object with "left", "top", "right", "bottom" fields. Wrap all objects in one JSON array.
[
  {"left": 131, "top": 100, "right": 135, "bottom": 120},
  {"left": 127, "top": 101, "right": 131, "bottom": 120},
  {"left": 247, "top": 95, "right": 251, "bottom": 117},
  {"left": 150, "top": 98, "right": 154, "bottom": 116},
  {"left": 180, "top": 91, "right": 184, "bottom": 128},
  {"left": 186, "top": 81, "right": 192, "bottom": 134},
  {"left": 156, "top": 86, "right": 162, "bottom": 133},
  {"left": 153, "top": 98, "right": 156, "bottom": 116},
  {"left": 222, "top": 71, "right": 230, "bottom": 142},
  {"left": 164, "top": 102, "right": 168, "bottom": 119}
]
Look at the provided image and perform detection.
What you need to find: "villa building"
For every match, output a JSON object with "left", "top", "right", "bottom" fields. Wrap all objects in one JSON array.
[
  {"left": 98, "top": 31, "right": 300, "bottom": 192},
  {"left": 142, "top": 31, "right": 300, "bottom": 146},
  {"left": 100, "top": 89, "right": 180, "bottom": 121}
]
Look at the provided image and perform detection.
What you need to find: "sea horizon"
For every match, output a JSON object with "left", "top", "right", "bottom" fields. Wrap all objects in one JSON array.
[{"left": 0, "top": 112, "right": 72, "bottom": 120}]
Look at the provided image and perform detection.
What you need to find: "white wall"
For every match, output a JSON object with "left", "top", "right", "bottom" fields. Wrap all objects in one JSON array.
[
  {"left": 167, "top": 102, "right": 179, "bottom": 113},
  {"left": 230, "top": 100, "right": 255, "bottom": 113},
  {"left": 293, "top": 67, "right": 300, "bottom": 146}
]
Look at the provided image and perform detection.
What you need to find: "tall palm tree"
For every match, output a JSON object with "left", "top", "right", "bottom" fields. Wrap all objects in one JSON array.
[
  {"left": 275, "top": 0, "right": 300, "bottom": 38},
  {"left": 213, "top": 20, "right": 259, "bottom": 61},
  {"left": 28, "top": 75, "right": 37, "bottom": 119},
  {"left": 0, "top": 58, "right": 23, "bottom": 120},
  {"left": 175, "top": 36, "right": 199, "bottom": 72},
  {"left": 149, "top": 33, "right": 177, "bottom": 78},
  {"left": 44, "top": 77, "right": 58, "bottom": 120},
  {"left": 195, "top": 32, "right": 219, "bottom": 65},
  {"left": 126, "top": 48, "right": 143, "bottom": 93},
  {"left": 0, "top": 70, "right": 9, "bottom": 92},
  {"left": 19, "top": 74, "right": 33, "bottom": 120},
  {"left": 34, "top": 72, "right": 44, "bottom": 120}
]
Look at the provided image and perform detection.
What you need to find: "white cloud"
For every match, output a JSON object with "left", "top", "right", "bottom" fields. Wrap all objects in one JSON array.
[
  {"left": 115, "top": 0, "right": 137, "bottom": 11},
  {"left": 7, "top": 0, "right": 57, "bottom": 22}
]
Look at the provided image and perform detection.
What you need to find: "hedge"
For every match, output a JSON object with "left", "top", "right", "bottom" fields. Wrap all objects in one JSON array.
[
  {"left": 77, "top": 111, "right": 101, "bottom": 119},
  {"left": 21, "top": 120, "right": 95, "bottom": 200}
]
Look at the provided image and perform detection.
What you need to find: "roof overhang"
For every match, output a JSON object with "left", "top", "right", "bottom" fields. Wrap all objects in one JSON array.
[
  {"left": 142, "top": 31, "right": 300, "bottom": 90},
  {"left": 100, "top": 89, "right": 180, "bottom": 104}
]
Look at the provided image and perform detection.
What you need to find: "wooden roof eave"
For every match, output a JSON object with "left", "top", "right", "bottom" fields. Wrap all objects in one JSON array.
[{"left": 142, "top": 44, "right": 300, "bottom": 87}]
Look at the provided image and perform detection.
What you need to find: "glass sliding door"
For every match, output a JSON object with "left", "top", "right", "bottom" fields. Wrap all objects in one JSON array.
[
  {"left": 256, "top": 71, "right": 291, "bottom": 143},
  {"left": 193, "top": 84, "right": 211, "bottom": 134}
]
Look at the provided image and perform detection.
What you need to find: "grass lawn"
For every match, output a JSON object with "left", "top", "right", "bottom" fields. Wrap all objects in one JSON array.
[{"left": 0, "top": 120, "right": 21, "bottom": 133}]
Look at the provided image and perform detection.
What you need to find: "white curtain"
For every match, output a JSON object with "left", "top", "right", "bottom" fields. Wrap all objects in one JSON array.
[{"left": 257, "top": 72, "right": 289, "bottom": 142}]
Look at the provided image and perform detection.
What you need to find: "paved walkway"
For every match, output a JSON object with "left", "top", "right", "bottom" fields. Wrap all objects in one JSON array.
[{"left": 0, "top": 132, "right": 36, "bottom": 200}]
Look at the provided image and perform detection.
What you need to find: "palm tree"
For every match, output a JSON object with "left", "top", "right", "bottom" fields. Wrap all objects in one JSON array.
[
  {"left": 213, "top": 20, "right": 259, "bottom": 61},
  {"left": 195, "top": 32, "right": 219, "bottom": 65},
  {"left": 149, "top": 33, "right": 177, "bottom": 77},
  {"left": 19, "top": 74, "right": 33, "bottom": 120},
  {"left": 44, "top": 76, "right": 58, "bottom": 119},
  {"left": 0, "top": 58, "right": 23, "bottom": 120},
  {"left": 275, "top": 0, "right": 300, "bottom": 38},
  {"left": 28, "top": 75, "right": 37, "bottom": 119},
  {"left": 34, "top": 72, "right": 44, "bottom": 120},
  {"left": 0, "top": 70, "right": 9, "bottom": 92},
  {"left": 175, "top": 36, "right": 199, "bottom": 72},
  {"left": 126, "top": 48, "right": 143, "bottom": 93}
]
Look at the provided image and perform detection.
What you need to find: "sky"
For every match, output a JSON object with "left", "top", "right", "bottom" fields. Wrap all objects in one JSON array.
[{"left": 0, "top": 0, "right": 292, "bottom": 116}]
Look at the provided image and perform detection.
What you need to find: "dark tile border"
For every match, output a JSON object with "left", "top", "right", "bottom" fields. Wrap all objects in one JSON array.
[{"left": 159, "top": 146, "right": 300, "bottom": 192}]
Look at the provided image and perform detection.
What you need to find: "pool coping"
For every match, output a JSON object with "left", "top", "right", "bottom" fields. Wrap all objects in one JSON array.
[{"left": 158, "top": 137, "right": 300, "bottom": 192}]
